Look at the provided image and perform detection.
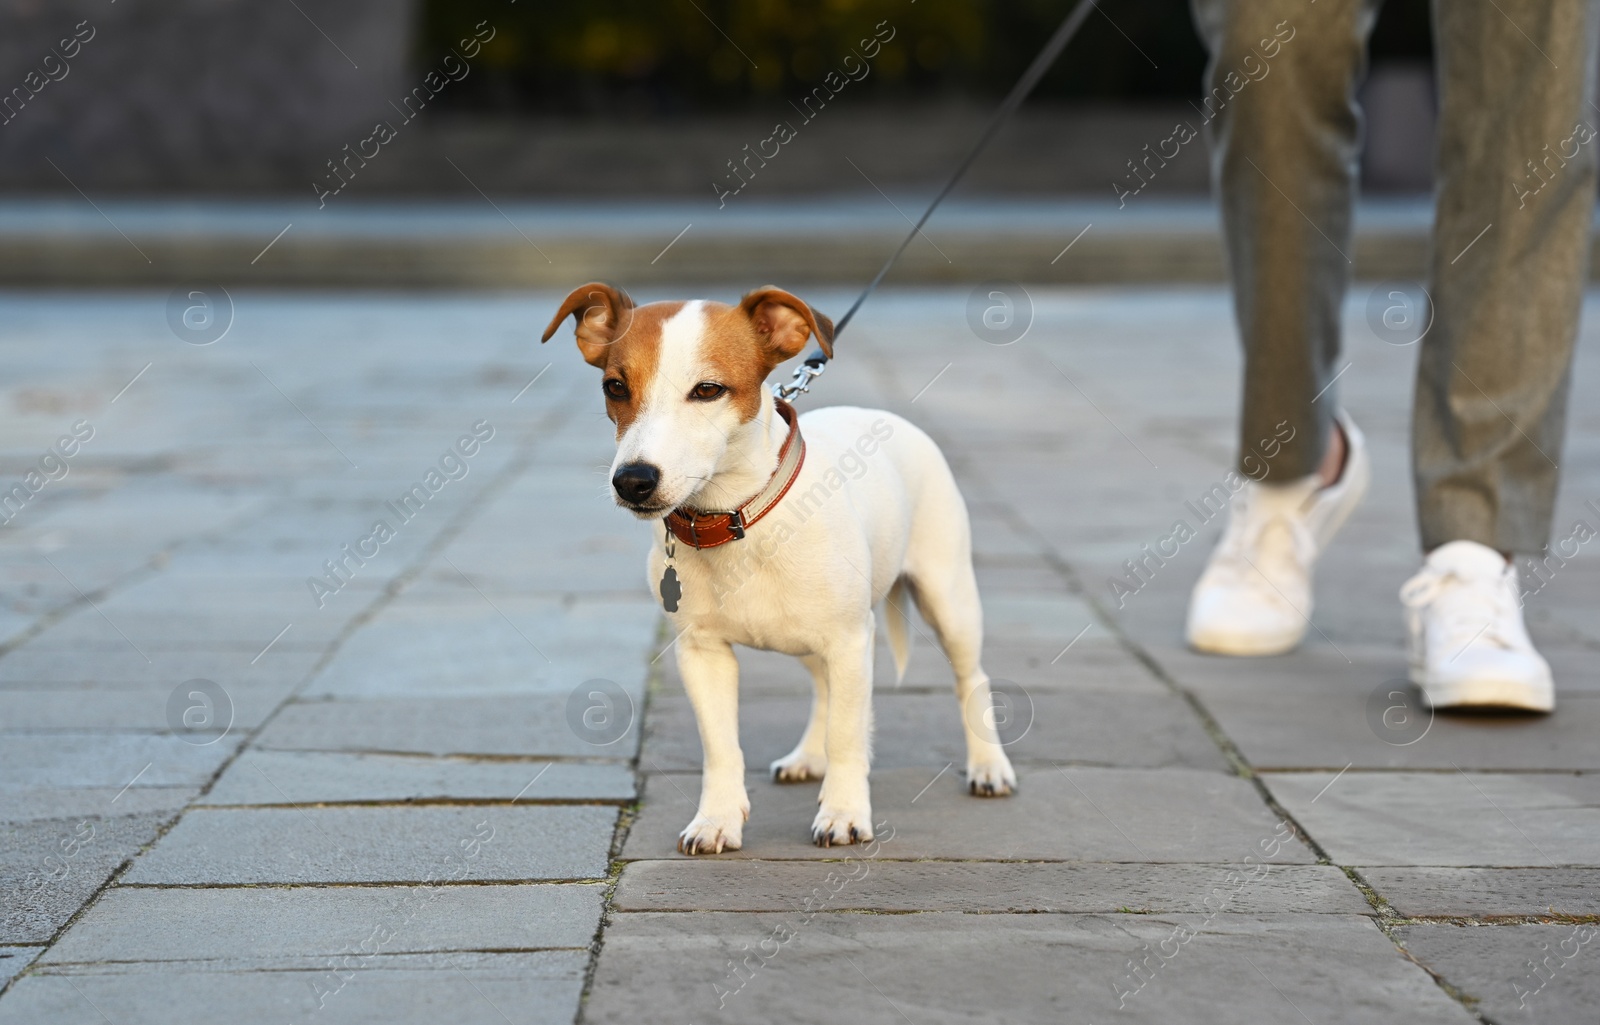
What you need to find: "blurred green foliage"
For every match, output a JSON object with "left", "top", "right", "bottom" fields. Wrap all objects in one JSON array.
[{"left": 421, "top": 0, "right": 1432, "bottom": 114}]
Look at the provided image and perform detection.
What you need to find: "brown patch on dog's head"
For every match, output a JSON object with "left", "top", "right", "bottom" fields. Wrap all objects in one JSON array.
[
  {"left": 544, "top": 285, "right": 834, "bottom": 436},
  {"left": 543, "top": 283, "right": 684, "bottom": 436},
  {"left": 541, "top": 282, "right": 635, "bottom": 368},
  {"left": 594, "top": 301, "right": 686, "bottom": 436},
  {"left": 739, "top": 286, "right": 835, "bottom": 369}
]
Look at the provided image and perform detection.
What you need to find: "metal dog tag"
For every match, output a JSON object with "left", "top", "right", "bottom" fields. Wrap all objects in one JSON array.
[
  {"left": 659, "top": 566, "right": 682, "bottom": 612},
  {"left": 659, "top": 525, "right": 681, "bottom": 612}
]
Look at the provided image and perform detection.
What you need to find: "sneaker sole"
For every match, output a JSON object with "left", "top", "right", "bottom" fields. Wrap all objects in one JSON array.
[
  {"left": 1413, "top": 671, "right": 1555, "bottom": 713},
  {"left": 1187, "top": 622, "right": 1306, "bottom": 657}
]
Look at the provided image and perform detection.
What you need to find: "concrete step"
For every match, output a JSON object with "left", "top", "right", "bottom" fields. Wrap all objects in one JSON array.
[{"left": 0, "top": 195, "right": 1563, "bottom": 287}]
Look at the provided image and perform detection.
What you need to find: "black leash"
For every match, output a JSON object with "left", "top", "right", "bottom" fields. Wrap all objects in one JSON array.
[{"left": 775, "top": 0, "right": 1102, "bottom": 400}]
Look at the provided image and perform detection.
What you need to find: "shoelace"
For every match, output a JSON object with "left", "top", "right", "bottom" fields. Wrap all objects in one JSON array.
[
  {"left": 1400, "top": 564, "right": 1518, "bottom": 651},
  {"left": 1208, "top": 487, "right": 1315, "bottom": 595}
]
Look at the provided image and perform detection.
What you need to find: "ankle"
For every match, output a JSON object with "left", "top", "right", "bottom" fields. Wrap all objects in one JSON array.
[{"left": 1316, "top": 421, "right": 1347, "bottom": 489}]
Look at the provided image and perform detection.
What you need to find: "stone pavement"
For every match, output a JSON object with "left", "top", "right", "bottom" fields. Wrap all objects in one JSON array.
[{"left": 1, "top": 285, "right": 1597, "bottom": 1024}]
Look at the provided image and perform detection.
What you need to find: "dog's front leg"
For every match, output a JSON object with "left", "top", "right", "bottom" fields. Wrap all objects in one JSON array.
[
  {"left": 812, "top": 625, "right": 875, "bottom": 847},
  {"left": 675, "top": 634, "right": 749, "bottom": 855}
]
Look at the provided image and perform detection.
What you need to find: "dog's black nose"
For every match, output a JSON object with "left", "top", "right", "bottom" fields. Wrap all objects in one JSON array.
[{"left": 612, "top": 462, "right": 661, "bottom": 504}]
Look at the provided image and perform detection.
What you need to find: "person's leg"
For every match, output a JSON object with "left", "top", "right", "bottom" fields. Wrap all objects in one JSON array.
[
  {"left": 1185, "top": 0, "right": 1380, "bottom": 657},
  {"left": 1190, "top": 0, "right": 1381, "bottom": 479},
  {"left": 1403, "top": 0, "right": 1600, "bottom": 713},
  {"left": 1417, "top": 0, "right": 1600, "bottom": 553}
]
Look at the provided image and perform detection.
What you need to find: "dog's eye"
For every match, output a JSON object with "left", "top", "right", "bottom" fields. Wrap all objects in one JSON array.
[
  {"left": 603, "top": 379, "right": 628, "bottom": 400},
  {"left": 690, "top": 382, "right": 726, "bottom": 401}
]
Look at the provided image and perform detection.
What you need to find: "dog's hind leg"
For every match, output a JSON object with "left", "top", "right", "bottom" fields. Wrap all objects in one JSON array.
[
  {"left": 771, "top": 654, "right": 828, "bottom": 783},
  {"left": 675, "top": 635, "right": 751, "bottom": 855},
  {"left": 904, "top": 514, "right": 1017, "bottom": 797}
]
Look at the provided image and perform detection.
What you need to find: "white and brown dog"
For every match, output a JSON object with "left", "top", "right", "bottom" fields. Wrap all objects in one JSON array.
[{"left": 543, "top": 282, "right": 1014, "bottom": 853}]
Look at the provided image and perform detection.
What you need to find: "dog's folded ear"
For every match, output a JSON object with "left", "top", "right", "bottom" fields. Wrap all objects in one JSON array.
[
  {"left": 739, "top": 287, "right": 835, "bottom": 366},
  {"left": 541, "top": 282, "right": 635, "bottom": 367}
]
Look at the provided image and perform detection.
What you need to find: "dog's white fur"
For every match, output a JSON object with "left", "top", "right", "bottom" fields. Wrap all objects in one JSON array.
[{"left": 554, "top": 289, "right": 1015, "bottom": 853}]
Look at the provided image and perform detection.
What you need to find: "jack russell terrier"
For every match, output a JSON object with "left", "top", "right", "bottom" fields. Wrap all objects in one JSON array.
[{"left": 543, "top": 283, "right": 1015, "bottom": 853}]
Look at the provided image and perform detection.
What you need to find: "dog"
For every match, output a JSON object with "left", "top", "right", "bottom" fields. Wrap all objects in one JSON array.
[{"left": 543, "top": 282, "right": 1015, "bottom": 854}]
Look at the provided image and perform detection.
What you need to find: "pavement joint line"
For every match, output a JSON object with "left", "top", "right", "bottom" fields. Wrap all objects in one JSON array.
[
  {"left": 574, "top": 612, "right": 663, "bottom": 1021},
  {"left": 0, "top": 498, "right": 277, "bottom": 659},
  {"left": 40, "top": 552, "right": 151, "bottom": 664},
  {"left": 863, "top": 350, "right": 1497, "bottom": 1023},
  {"left": 63, "top": 977, "right": 118, "bottom": 1025},
  {"left": 1308, "top": 763, "right": 1352, "bottom": 804},
  {"left": 2, "top": 394, "right": 583, "bottom": 997}
]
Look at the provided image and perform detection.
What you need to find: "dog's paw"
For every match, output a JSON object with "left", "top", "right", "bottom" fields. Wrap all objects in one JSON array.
[
  {"left": 770, "top": 750, "right": 827, "bottom": 783},
  {"left": 678, "top": 812, "right": 745, "bottom": 856},
  {"left": 810, "top": 804, "right": 874, "bottom": 847},
  {"left": 966, "top": 756, "right": 1017, "bottom": 797}
]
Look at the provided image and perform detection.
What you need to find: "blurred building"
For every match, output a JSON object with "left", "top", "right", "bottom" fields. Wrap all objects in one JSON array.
[
  {"left": 0, "top": 0, "right": 1442, "bottom": 198},
  {"left": 0, "top": 0, "right": 415, "bottom": 193}
]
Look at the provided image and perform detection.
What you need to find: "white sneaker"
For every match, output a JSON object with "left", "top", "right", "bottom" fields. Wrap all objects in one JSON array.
[
  {"left": 1400, "top": 540, "right": 1554, "bottom": 712},
  {"left": 1186, "top": 414, "right": 1371, "bottom": 656}
]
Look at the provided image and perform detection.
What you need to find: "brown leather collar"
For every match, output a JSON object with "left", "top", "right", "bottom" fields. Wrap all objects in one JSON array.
[{"left": 666, "top": 398, "right": 806, "bottom": 550}]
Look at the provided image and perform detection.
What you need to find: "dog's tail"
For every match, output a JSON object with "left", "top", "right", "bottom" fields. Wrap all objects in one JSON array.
[{"left": 884, "top": 576, "right": 912, "bottom": 684}]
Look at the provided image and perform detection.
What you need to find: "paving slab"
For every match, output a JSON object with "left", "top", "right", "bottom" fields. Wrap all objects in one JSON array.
[
  {"left": 584, "top": 912, "right": 1473, "bottom": 1025},
  {"left": 254, "top": 693, "right": 641, "bottom": 758},
  {"left": 0, "top": 647, "right": 324, "bottom": 688},
  {"left": 0, "top": 949, "right": 37, "bottom": 992},
  {"left": 654, "top": 636, "right": 1171, "bottom": 698},
  {"left": 1, "top": 787, "right": 193, "bottom": 826},
  {"left": 1397, "top": 923, "right": 1600, "bottom": 1025},
  {"left": 1362, "top": 868, "right": 1600, "bottom": 918},
  {"left": 622, "top": 767, "right": 1312, "bottom": 863},
  {"left": 613, "top": 859, "right": 1370, "bottom": 914},
  {"left": 40, "top": 884, "right": 603, "bottom": 965},
  {"left": 1267, "top": 771, "right": 1600, "bottom": 867},
  {"left": 123, "top": 805, "right": 617, "bottom": 884},
  {"left": 1159, "top": 644, "right": 1600, "bottom": 769},
  {"left": 640, "top": 689, "right": 1227, "bottom": 772},
  {"left": 199, "top": 750, "right": 635, "bottom": 804},
  {"left": 0, "top": 679, "right": 295, "bottom": 732},
  {"left": 2, "top": 814, "right": 170, "bottom": 943},
  {"left": 0, "top": 951, "right": 588, "bottom": 1025},
  {"left": 0, "top": 733, "right": 239, "bottom": 790},
  {"left": 301, "top": 597, "right": 658, "bottom": 700}
]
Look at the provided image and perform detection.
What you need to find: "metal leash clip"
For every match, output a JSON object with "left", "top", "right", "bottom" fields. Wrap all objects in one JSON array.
[{"left": 771, "top": 354, "right": 827, "bottom": 402}]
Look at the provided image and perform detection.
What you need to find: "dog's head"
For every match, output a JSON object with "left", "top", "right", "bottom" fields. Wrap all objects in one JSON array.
[{"left": 542, "top": 283, "right": 833, "bottom": 518}]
